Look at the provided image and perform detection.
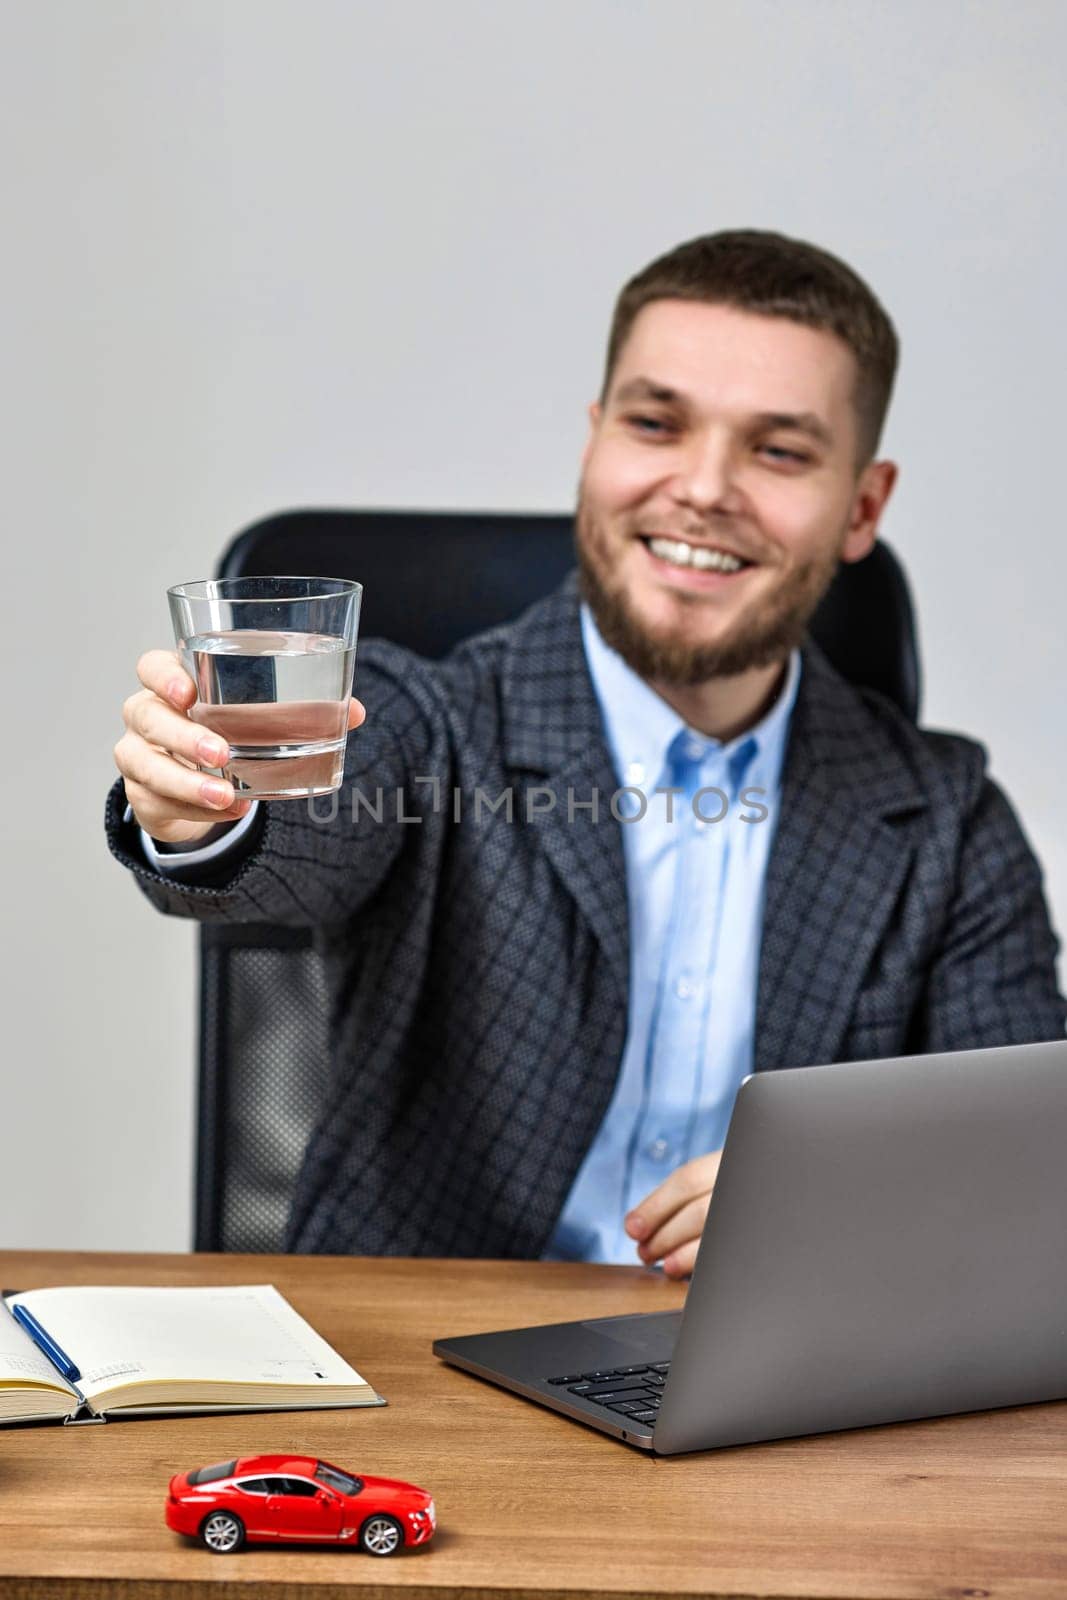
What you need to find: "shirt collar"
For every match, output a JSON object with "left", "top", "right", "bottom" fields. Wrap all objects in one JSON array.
[{"left": 580, "top": 602, "right": 802, "bottom": 798}]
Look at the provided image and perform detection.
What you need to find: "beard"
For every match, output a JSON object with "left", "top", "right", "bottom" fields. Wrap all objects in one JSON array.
[{"left": 574, "top": 488, "right": 841, "bottom": 688}]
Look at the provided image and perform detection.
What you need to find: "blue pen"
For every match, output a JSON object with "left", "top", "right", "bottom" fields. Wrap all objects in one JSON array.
[{"left": 11, "top": 1304, "right": 81, "bottom": 1383}]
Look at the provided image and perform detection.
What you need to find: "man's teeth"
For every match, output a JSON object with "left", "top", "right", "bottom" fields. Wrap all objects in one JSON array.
[{"left": 647, "top": 537, "right": 746, "bottom": 573}]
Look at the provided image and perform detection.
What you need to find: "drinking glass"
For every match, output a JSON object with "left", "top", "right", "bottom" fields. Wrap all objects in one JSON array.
[{"left": 167, "top": 575, "right": 362, "bottom": 800}]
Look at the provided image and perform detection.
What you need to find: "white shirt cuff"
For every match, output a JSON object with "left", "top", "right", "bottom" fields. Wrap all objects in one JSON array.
[{"left": 123, "top": 802, "right": 261, "bottom": 874}]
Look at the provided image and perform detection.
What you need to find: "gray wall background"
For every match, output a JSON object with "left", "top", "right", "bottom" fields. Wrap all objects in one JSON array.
[{"left": 2, "top": 0, "right": 1064, "bottom": 1250}]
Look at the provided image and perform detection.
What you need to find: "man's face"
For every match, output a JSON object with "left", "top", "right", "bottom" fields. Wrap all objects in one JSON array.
[{"left": 576, "top": 299, "right": 895, "bottom": 685}]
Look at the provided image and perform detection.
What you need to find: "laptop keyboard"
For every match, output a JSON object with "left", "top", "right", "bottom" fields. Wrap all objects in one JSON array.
[{"left": 546, "top": 1363, "right": 670, "bottom": 1426}]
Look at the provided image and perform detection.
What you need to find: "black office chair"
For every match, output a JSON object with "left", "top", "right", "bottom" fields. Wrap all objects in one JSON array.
[{"left": 195, "top": 508, "right": 921, "bottom": 1252}]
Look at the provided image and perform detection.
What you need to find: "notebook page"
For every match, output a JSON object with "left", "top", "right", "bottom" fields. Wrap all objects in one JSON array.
[
  {"left": 8, "top": 1285, "right": 366, "bottom": 1403},
  {"left": 0, "top": 1300, "right": 78, "bottom": 1397}
]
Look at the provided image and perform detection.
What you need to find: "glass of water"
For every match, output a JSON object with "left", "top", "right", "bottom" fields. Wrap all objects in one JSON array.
[{"left": 167, "top": 575, "right": 362, "bottom": 800}]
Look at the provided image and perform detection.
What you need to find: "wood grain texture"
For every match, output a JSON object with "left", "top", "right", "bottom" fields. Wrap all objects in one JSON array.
[{"left": 0, "top": 1251, "right": 1065, "bottom": 1600}]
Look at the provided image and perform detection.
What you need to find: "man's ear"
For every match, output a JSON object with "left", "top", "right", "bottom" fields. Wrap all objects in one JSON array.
[
  {"left": 841, "top": 459, "right": 899, "bottom": 564},
  {"left": 580, "top": 401, "right": 602, "bottom": 471}
]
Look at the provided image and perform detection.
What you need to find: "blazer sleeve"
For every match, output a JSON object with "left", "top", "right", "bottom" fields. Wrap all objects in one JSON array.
[
  {"left": 104, "top": 642, "right": 440, "bottom": 930},
  {"left": 914, "top": 771, "right": 1067, "bottom": 1051}
]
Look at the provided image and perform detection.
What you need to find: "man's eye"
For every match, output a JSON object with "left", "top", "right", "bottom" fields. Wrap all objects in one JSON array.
[
  {"left": 625, "top": 414, "right": 672, "bottom": 435},
  {"left": 760, "top": 444, "right": 810, "bottom": 464}
]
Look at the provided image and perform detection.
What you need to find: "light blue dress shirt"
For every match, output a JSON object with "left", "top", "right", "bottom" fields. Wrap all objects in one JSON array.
[{"left": 543, "top": 605, "right": 802, "bottom": 1265}]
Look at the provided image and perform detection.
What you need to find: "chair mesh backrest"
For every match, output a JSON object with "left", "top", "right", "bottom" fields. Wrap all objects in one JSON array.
[
  {"left": 198, "top": 930, "right": 329, "bottom": 1253},
  {"left": 196, "top": 509, "right": 921, "bottom": 1251}
]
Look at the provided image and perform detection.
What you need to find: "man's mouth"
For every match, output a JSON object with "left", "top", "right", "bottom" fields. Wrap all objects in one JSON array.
[{"left": 638, "top": 535, "right": 755, "bottom": 574}]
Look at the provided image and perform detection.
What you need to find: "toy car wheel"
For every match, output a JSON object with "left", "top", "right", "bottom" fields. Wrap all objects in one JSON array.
[
  {"left": 200, "top": 1510, "right": 246, "bottom": 1553},
  {"left": 359, "top": 1513, "right": 404, "bottom": 1556}
]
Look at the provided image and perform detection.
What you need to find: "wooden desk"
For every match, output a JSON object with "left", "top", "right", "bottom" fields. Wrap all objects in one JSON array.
[{"left": 1, "top": 1252, "right": 1065, "bottom": 1600}]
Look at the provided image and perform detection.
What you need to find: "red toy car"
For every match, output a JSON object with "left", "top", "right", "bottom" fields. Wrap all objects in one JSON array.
[{"left": 166, "top": 1454, "right": 435, "bottom": 1555}]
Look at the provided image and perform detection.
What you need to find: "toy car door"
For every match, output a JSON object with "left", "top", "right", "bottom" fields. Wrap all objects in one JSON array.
[{"left": 264, "top": 1475, "right": 343, "bottom": 1540}]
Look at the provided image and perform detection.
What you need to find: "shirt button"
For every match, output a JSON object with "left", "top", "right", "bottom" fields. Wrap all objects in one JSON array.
[
  {"left": 647, "top": 1138, "right": 670, "bottom": 1161},
  {"left": 624, "top": 761, "right": 646, "bottom": 785},
  {"left": 675, "top": 976, "right": 695, "bottom": 1000},
  {"left": 684, "top": 737, "right": 705, "bottom": 762}
]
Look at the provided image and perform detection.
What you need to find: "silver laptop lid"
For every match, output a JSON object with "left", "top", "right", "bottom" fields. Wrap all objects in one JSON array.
[{"left": 653, "top": 1039, "right": 1067, "bottom": 1454}]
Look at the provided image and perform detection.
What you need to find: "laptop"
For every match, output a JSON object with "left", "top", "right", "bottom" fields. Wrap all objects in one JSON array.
[{"left": 434, "top": 1038, "right": 1067, "bottom": 1453}]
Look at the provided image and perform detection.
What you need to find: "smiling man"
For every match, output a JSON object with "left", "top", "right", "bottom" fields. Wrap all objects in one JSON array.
[
  {"left": 107, "top": 230, "right": 1067, "bottom": 1269},
  {"left": 576, "top": 298, "right": 894, "bottom": 723}
]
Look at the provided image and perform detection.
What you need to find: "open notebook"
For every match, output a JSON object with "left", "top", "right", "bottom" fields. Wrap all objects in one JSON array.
[{"left": 0, "top": 1284, "right": 382, "bottom": 1425}]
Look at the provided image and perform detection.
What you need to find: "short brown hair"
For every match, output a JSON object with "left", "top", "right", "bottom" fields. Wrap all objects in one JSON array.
[{"left": 600, "top": 229, "right": 899, "bottom": 467}]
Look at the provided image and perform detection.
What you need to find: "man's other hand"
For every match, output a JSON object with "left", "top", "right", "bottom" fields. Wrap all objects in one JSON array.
[{"left": 624, "top": 1150, "right": 723, "bottom": 1279}]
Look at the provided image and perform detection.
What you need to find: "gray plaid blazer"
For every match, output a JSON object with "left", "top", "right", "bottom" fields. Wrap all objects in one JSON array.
[{"left": 105, "top": 571, "right": 1067, "bottom": 1257}]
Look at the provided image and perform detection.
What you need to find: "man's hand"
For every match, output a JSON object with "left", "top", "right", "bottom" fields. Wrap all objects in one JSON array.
[
  {"left": 114, "top": 648, "right": 366, "bottom": 845},
  {"left": 624, "top": 1150, "right": 723, "bottom": 1279}
]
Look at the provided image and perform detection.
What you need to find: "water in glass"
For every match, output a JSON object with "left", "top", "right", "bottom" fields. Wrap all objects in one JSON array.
[{"left": 182, "top": 628, "right": 354, "bottom": 798}]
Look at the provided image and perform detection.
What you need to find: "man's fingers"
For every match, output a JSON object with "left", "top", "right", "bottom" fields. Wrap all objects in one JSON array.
[
  {"left": 125, "top": 776, "right": 251, "bottom": 830},
  {"left": 625, "top": 1151, "right": 722, "bottom": 1243},
  {"left": 660, "top": 1238, "right": 701, "bottom": 1280},
  {"left": 119, "top": 697, "right": 230, "bottom": 772},
  {"left": 347, "top": 697, "right": 366, "bottom": 731},
  {"left": 129, "top": 693, "right": 231, "bottom": 766},
  {"left": 637, "top": 1194, "right": 710, "bottom": 1267},
  {"left": 117, "top": 649, "right": 253, "bottom": 844},
  {"left": 118, "top": 733, "right": 238, "bottom": 814},
  {"left": 136, "top": 648, "right": 195, "bottom": 708}
]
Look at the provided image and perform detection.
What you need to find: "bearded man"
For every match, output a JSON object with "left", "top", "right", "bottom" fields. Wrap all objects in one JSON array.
[{"left": 108, "top": 229, "right": 1067, "bottom": 1267}]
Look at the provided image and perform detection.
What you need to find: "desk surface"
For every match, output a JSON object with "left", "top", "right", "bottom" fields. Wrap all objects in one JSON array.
[{"left": 1, "top": 1251, "right": 1065, "bottom": 1600}]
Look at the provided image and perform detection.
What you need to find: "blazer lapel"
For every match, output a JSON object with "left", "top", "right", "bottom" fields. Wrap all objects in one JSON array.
[
  {"left": 526, "top": 742, "right": 630, "bottom": 1007},
  {"left": 754, "top": 638, "right": 929, "bottom": 1072},
  {"left": 500, "top": 570, "right": 630, "bottom": 1008}
]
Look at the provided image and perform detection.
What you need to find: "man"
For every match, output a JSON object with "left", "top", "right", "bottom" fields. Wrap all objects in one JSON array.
[{"left": 108, "top": 229, "right": 1067, "bottom": 1272}]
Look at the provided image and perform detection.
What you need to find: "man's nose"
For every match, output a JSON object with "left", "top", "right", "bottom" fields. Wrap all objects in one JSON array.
[{"left": 669, "top": 433, "right": 744, "bottom": 515}]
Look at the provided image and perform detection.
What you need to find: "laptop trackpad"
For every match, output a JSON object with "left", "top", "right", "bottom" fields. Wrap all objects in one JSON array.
[{"left": 579, "top": 1311, "right": 683, "bottom": 1360}]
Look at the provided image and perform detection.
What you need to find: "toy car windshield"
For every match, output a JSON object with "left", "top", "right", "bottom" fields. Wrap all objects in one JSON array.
[{"left": 314, "top": 1461, "right": 363, "bottom": 1495}]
